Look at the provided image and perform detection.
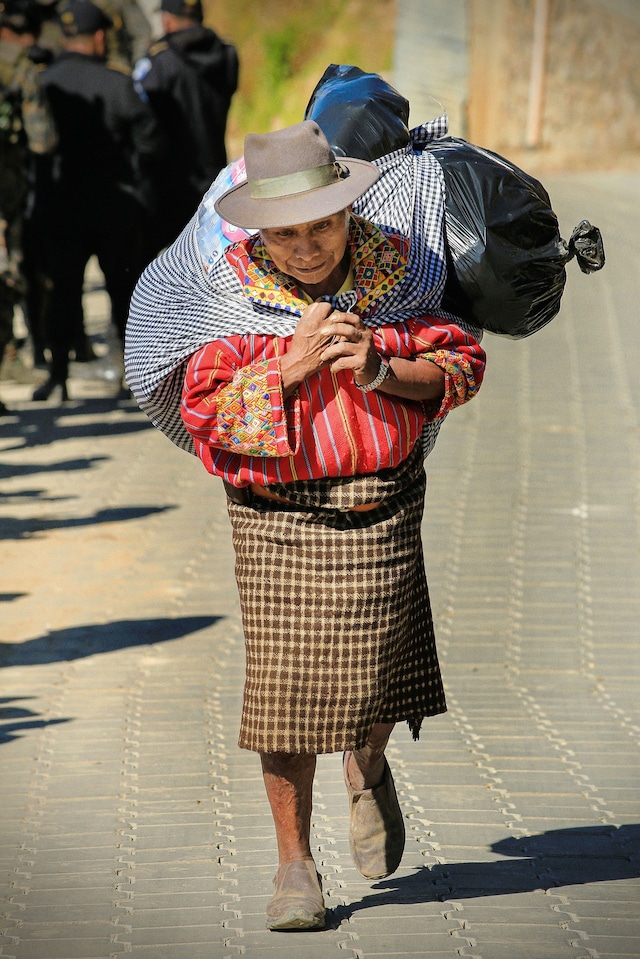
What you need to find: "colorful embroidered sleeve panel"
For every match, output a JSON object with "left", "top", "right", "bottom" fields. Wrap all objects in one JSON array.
[
  {"left": 214, "top": 359, "right": 293, "bottom": 458},
  {"left": 181, "top": 317, "right": 485, "bottom": 486}
]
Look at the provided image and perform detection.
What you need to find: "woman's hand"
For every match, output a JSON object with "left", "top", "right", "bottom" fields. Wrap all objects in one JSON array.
[
  {"left": 318, "top": 312, "right": 380, "bottom": 386},
  {"left": 323, "top": 312, "right": 447, "bottom": 403},
  {"left": 280, "top": 304, "right": 374, "bottom": 396},
  {"left": 281, "top": 306, "right": 446, "bottom": 404}
]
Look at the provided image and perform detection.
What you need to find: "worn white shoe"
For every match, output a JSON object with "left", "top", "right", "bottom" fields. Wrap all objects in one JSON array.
[
  {"left": 343, "top": 751, "right": 406, "bottom": 879},
  {"left": 265, "top": 859, "right": 326, "bottom": 930}
]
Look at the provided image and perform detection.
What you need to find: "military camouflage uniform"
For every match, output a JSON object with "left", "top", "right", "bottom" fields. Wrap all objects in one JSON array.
[{"left": 0, "top": 36, "right": 56, "bottom": 397}]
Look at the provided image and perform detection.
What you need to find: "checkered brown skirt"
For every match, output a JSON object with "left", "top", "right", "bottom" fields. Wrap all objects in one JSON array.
[{"left": 227, "top": 445, "right": 446, "bottom": 754}]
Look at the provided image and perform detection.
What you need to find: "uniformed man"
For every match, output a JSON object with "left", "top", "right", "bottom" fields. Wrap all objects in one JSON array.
[
  {"left": 0, "top": 0, "right": 56, "bottom": 413},
  {"left": 34, "top": 0, "right": 152, "bottom": 68},
  {"left": 133, "top": 0, "right": 238, "bottom": 251},
  {"left": 33, "top": 0, "right": 163, "bottom": 401}
]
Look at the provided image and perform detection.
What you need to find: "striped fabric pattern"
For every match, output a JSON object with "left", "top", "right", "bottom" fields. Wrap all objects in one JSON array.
[{"left": 181, "top": 318, "right": 484, "bottom": 487}]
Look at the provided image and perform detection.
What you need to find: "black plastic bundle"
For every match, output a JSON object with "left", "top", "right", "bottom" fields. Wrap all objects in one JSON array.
[
  {"left": 305, "top": 65, "right": 605, "bottom": 339},
  {"left": 305, "top": 63, "right": 410, "bottom": 160},
  {"left": 426, "top": 137, "right": 605, "bottom": 337}
]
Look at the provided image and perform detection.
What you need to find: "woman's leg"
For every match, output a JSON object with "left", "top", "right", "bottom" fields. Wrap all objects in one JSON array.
[
  {"left": 260, "top": 752, "right": 316, "bottom": 863},
  {"left": 346, "top": 721, "right": 395, "bottom": 789},
  {"left": 260, "top": 751, "right": 325, "bottom": 930},
  {"left": 344, "top": 722, "right": 405, "bottom": 880}
]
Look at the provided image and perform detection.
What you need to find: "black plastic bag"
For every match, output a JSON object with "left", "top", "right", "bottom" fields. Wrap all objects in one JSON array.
[
  {"left": 305, "top": 64, "right": 605, "bottom": 339},
  {"left": 426, "top": 137, "right": 605, "bottom": 337},
  {"left": 305, "top": 63, "right": 410, "bottom": 161}
]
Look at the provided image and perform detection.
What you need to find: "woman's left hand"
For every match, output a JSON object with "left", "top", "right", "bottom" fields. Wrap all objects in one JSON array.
[
  {"left": 320, "top": 311, "right": 381, "bottom": 387},
  {"left": 319, "top": 310, "right": 448, "bottom": 403}
]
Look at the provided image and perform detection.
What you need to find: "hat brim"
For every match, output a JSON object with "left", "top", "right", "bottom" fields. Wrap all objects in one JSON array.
[{"left": 214, "top": 157, "right": 379, "bottom": 229}]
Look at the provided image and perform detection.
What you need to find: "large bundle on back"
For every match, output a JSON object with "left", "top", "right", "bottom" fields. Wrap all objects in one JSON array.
[{"left": 306, "top": 63, "right": 605, "bottom": 339}]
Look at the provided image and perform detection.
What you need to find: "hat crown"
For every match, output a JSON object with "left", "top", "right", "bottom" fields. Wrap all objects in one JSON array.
[
  {"left": 214, "top": 119, "right": 379, "bottom": 230},
  {"left": 244, "top": 121, "right": 335, "bottom": 183}
]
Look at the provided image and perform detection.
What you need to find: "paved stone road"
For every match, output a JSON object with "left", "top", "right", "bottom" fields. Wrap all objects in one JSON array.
[{"left": 1, "top": 171, "right": 639, "bottom": 958}]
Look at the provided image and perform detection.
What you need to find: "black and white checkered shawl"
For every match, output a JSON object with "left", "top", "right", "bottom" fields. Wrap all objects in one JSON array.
[{"left": 125, "top": 116, "right": 479, "bottom": 458}]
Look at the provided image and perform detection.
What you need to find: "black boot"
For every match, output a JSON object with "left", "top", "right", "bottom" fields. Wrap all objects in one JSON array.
[{"left": 32, "top": 375, "right": 69, "bottom": 402}]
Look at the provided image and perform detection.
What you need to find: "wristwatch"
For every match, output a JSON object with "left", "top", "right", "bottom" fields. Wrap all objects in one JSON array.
[{"left": 354, "top": 356, "right": 389, "bottom": 393}]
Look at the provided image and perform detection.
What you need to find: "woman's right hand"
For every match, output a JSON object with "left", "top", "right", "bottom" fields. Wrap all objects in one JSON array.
[{"left": 279, "top": 301, "right": 337, "bottom": 396}]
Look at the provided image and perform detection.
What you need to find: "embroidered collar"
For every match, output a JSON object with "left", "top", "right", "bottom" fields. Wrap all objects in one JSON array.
[{"left": 225, "top": 214, "right": 408, "bottom": 318}]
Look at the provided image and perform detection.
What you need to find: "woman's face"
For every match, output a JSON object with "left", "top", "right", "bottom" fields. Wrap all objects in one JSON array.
[{"left": 259, "top": 209, "right": 350, "bottom": 299}]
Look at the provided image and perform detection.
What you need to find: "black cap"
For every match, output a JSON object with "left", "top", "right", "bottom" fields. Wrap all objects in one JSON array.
[
  {"left": 0, "top": 0, "right": 43, "bottom": 34},
  {"left": 160, "top": 0, "right": 202, "bottom": 20},
  {"left": 58, "top": 0, "right": 112, "bottom": 36}
]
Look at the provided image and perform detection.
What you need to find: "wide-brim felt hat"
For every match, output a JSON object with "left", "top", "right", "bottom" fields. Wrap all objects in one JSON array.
[{"left": 214, "top": 120, "right": 379, "bottom": 229}]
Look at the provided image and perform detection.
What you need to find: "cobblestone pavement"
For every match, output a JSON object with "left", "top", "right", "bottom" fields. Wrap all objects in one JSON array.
[{"left": 1, "top": 171, "right": 639, "bottom": 958}]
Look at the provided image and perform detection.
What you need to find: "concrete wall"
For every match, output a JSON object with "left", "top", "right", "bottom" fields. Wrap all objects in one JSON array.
[
  {"left": 469, "top": 0, "right": 640, "bottom": 172},
  {"left": 393, "top": 0, "right": 469, "bottom": 133},
  {"left": 395, "top": 0, "right": 640, "bottom": 173}
]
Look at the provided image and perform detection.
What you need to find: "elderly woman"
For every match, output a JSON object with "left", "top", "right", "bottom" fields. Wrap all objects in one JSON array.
[{"left": 128, "top": 120, "right": 485, "bottom": 931}]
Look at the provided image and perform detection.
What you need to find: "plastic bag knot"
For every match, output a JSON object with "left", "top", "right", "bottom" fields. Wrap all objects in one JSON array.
[{"left": 564, "top": 219, "right": 606, "bottom": 274}]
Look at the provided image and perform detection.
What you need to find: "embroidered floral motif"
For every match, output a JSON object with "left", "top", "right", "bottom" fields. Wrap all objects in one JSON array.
[
  {"left": 225, "top": 216, "right": 408, "bottom": 316},
  {"left": 216, "top": 364, "right": 282, "bottom": 456},
  {"left": 421, "top": 350, "right": 479, "bottom": 419}
]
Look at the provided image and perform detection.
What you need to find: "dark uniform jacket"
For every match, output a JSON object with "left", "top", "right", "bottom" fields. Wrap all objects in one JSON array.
[
  {"left": 42, "top": 51, "right": 162, "bottom": 215},
  {"left": 133, "top": 24, "right": 238, "bottom": 246}
]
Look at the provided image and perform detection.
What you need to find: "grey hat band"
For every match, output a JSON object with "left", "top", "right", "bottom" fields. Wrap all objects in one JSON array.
[{"left": 249, "top": 162, "right": 349, "bottom": 200}]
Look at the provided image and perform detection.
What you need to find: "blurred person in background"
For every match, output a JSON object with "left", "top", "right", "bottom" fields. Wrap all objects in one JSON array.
[
  {"left": 98, "top": 0, "right": 151, "bottom": 66},
  {"left": 4, "top": 0, "right": 54, "bottom": 369},
  {"left": 21, "top": 0, "right": 151, "bottom": 367},
  {"left": 34, "top": 0, "right": 151, "bottom": 66},
  {"left": 33, "top": 0, "right": 162, "bottom": 401},
  {"left": 133, "top": 0, "right": 237, "bottom": 251},
  {"left": 0, "top": 0, "right": 56, "bottom": 413}
]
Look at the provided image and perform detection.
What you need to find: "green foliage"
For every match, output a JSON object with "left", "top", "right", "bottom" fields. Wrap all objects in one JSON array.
[
  {"left": 264, "top": 24, "right": 297, "bottom": 86},
  {"left": 209, "top": 0, "right": 396, "bottom": 156}
]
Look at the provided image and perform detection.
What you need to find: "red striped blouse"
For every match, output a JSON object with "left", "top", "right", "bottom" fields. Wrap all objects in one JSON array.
[{"left": 181, "top": 317, "right": 485, "bottom": 487}]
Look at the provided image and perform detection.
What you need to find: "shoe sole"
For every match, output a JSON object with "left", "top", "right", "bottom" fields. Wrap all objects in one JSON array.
[{"left": 266, "top": 907, "right": 326, "bottom": 930}]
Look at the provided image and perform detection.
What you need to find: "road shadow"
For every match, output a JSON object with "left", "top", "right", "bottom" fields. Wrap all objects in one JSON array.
[
  {"left": 0, "top": 616, "right": 223, "bottom": 744},
  {"left": 0, "top": 696, "right": 71, "bottom": 745},
  {"left": 0, "top": 456, "right": 109, "bottom": 483},
  {"left": 0, "top": 395, "right": 151, "bottom": 452},
  {"left": 0, "top": 504, "right": 175, "bottom": 541},
  {"left": 329, "top": 824, "right": 640, "bottom": 925},
  {"left": 0, "top": 616, "right": 222, "bottom": 745},
  {"left": 0, "top": 615, "right": 222, "bottom": 667}
]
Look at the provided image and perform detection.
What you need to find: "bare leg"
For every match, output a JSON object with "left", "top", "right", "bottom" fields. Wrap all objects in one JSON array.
[
  {"left": 346, "top": 721, "right": 396, "bottom": 790},
  {"left": 260, "top": 752, "right": 317, "bottom": 864}
]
